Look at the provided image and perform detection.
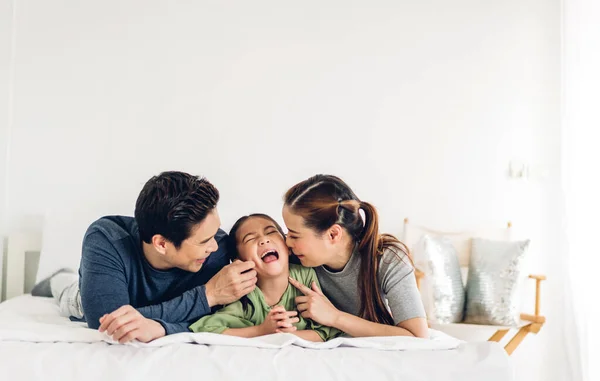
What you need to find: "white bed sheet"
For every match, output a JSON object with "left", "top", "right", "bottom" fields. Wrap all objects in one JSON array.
[{"left": 0, "top": 296, "right": 513, "bottom": 381}]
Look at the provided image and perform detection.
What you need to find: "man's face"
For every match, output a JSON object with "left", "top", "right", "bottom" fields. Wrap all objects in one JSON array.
[{"left": 165, "top": 208, "right": 221, "bottom": 272}]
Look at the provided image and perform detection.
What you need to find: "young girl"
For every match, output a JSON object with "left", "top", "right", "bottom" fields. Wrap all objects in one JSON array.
[
  {"left": 189, "top": 214, "right": 341, "bottom": 342},
  {"left": 283, "top": 175, "right": 429, "bottom": 339}
]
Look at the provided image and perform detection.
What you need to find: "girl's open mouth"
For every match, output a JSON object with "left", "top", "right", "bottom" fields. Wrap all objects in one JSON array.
[{"left": 261, "top": 249, "right": 279, "bottom": 263}]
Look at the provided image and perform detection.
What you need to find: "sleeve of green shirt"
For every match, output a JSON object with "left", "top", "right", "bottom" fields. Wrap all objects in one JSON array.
[
  {"left": 302, "top": 268, "right": 344, "bottom": 341},
  {"left": 188, "top": 300, "right": 253, "bottom": 334}
]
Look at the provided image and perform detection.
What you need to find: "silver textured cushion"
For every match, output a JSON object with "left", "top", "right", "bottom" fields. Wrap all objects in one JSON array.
[
  {"left": 464, "top": 238, "right": 530, "bottom": 326},
  {"left": 413, "top": 234, "right": 465, "bottom": 324}
]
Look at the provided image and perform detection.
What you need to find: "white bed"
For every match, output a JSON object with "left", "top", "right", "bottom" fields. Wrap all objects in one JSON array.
[{"left": 0, "top": 228, "right": 514, "bottom": 381}]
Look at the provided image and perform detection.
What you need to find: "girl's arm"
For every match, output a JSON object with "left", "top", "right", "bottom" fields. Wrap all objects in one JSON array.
[
  {"left": 222, "top": 326, "right": 265, "bottom": 338},
  {"left": 220, "top": 306, "right": 299, "bottom": 338},
  {"left": 223, "top": 328, "right": 324, "bottom": 342}
]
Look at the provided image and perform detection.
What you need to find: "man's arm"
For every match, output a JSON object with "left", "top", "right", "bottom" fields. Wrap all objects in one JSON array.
[
  {"left": 79, "top": 231, "right": 133, "bottom": 330},
  {"left": 134, "top": 260, "right": 258, "bottom": 329},
  {"left": 83, "top": 230, "right": 258, "bottom": 338},
  {"left": 80, "top": 231, "right": 215, "bottom": 335}
]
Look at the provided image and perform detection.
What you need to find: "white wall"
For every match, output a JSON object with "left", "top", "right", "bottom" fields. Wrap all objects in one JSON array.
[
  {"left": 0, "top": 0, "right": 10, "bottom": 210},
  {"left": 0, "top": 0, "right": 14, "bottom": 300},
  {"left": 4, "top": 1, "right": 564, "bottom": 380}
]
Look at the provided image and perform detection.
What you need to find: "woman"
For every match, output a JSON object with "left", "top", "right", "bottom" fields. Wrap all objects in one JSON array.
[{"left": 283, "top": 174, "right": 428, "bottom": 338}]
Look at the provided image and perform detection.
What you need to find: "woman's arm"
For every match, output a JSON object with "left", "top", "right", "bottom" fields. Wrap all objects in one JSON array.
[
  {"left": 292, "top": 330, "right": 323, "bottom": 342},
  {"left": 333, "top": 313, "right": 428, "bottom": 338},
  {"left": 289, "top": 278, "right": 428, "bottom": 339}
]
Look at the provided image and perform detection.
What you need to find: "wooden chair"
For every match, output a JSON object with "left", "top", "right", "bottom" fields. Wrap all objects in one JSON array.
[{"left": 402, "top": 218, "right": 546, "bottom": 355}]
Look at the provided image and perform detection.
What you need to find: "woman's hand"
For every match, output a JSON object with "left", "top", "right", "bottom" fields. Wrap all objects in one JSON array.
[
  {"left": 289, "top": 277, "right": 341, "bottom": 327},
  {"left": 258, "top": 306, "right": 299, "bottom": 335}
]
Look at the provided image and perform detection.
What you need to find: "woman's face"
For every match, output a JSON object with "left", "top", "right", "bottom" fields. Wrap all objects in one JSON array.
[
  {"left": 235, "top": 217, "right": 289, "bottom": 278},
  {"left": 282, "top": 206, "right": 332, "bottom": 267}
]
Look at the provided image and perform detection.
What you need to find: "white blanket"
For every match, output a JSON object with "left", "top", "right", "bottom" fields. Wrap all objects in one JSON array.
[
  {"left": 0, "top": 296, "right": 462, "bottom": 350},
  {"left": 0, "top": 321, "right": 462, "bottom": 350},
  {"left": 0, "top": 296, "right": 512, "bottom": 381}
]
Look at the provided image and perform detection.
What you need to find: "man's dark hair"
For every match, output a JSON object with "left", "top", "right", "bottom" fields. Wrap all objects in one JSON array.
[{"left": 134, "top": 171, "right": 219, "bottom": 248}]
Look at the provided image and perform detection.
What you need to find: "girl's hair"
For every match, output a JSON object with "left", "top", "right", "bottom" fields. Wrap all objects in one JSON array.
[
  {"left": 227, "top": 213, "right": 286, "bottom": 262},
  {"left": 227, "top": 213, "right": 296, "bottom": 311},
  {"left": 284, "top": 174, "right": 412, "bottom": 326}
]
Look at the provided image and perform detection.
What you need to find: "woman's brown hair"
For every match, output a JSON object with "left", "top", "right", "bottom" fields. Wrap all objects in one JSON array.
[{"left": 284, "top": 175, "right": 411, "bottom": 325}]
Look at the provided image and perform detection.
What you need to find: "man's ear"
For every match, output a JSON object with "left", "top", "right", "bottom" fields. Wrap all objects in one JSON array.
[{"left": 151, "top": 234, "right": 169, "bottom": 255}]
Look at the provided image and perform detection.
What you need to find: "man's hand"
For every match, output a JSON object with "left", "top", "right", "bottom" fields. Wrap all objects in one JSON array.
[
  {"left": 205, "top": 260, "right": 258, "bottom": 307},
  {"left": 98, "top": 305, "right": 166, "bottom": 344},
  {"left": 258, "top": 306, "right": 299, "bottom": 335}
]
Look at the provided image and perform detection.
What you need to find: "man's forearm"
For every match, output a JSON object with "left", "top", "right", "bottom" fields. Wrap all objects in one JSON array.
[
  {"left": 153, "top": 319, "right": 192, "bottom": 335},
  {"left": 137, "top": 285, "right": 211, "bottom": 323}
]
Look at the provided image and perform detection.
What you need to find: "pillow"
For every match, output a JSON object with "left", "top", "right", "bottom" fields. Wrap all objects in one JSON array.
[
  {"left": 463, "top": 238, "right": 530, "bottom": 326},
  {"left": 36, "top": 214, "right": 97, "bottom": 283},
  {"left": 413, "top": 234, "right": 465, "bottom": 324}
]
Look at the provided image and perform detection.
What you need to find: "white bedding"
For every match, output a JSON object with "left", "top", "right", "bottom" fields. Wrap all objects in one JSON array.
[{"left": 0, "top": 296, "right": 513, "bottom": 381}]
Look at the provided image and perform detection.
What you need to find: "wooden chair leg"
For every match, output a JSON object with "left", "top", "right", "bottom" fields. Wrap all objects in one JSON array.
[
  {"left": 488, "top": 329, "right": 509, "bottom": 342},
  {"left": 504, "top": 326, "right": 531, "bottom": 355}
]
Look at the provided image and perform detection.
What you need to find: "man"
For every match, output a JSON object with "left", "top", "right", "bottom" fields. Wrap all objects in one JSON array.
[{"left": 32, "top": 171, "right": 257, "bottom": 343}]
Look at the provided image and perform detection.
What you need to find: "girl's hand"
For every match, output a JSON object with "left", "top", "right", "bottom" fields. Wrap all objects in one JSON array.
[
  {"left": 289, "top": 278, "right": 341, "bottom": 327},
  {"left": 258, "top": 306, "right": 299, "bottom": 335}
]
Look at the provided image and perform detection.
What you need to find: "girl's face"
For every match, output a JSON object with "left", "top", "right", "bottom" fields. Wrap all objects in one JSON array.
[
  {"left": 282, "top": 206, "right": 332, "bottom": 268},
  {"left": 235, "top": 217, "right": 289, "bottom": 278}
]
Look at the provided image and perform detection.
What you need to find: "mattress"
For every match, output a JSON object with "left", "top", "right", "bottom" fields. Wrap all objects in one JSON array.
[{"left": 0, "top": 296, "right": 513, "bottom": 381}]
